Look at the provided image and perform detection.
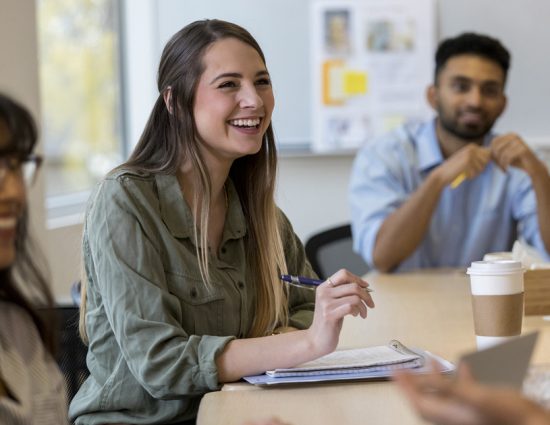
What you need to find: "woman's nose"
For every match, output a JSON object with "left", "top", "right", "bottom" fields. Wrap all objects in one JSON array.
[
  {"left": 0, "top": 169, "right": 25, "bottom": 201},
  {"left": 238, "top": 84, "right": 263, "bottom": 109}
]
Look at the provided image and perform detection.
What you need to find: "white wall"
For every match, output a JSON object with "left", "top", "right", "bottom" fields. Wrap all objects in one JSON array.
[
  {"left": 438, "top": 0, "right": 550, "bottom": 137},
  {"left": 277, "top": 154, "right": 355, "bottom": 241}
]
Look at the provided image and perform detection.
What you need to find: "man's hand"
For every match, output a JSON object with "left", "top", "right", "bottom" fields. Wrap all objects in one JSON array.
[
  {"left": 491, "top": 133, "right": 542, "bottom": 175},
  {"left": 434, "top": 144, "right": 492, "bottom": 187}
]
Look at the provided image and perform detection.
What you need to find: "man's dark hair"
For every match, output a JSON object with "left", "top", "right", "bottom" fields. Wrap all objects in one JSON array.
[{"left": 434, "top": 32, "right": 511, "bottom": 83}]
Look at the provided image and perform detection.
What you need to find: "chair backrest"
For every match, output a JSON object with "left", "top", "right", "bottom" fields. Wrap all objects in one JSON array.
[
  {"left": 304, "top": 224, "right": 369, "bottom": 280},
  {"left": 39, "top": 306, "right": 89, "bottom": 405}
]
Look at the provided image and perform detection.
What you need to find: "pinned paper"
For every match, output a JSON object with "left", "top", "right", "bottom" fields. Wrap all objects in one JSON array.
[{"left": 323, "top": 60, "right": 345, "bottom": 105}]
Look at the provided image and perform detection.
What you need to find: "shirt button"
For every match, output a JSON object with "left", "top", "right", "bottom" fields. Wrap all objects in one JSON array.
[
  {"left": 221, "top": 247, "right": 227, "bottom": 254},
  {"left": 190, "top": 288, "right": 197, "bottom": 298},
  {"left": 238, "top": 281, "right": 245, "bottom": 289}
]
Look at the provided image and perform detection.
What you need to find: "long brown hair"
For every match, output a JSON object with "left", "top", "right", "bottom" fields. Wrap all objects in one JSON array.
[
  {"left": 0, "top": 94, "right": 54, "bottom": 354},
  {"left": 80, "top": 19, "right": 288, "bottom": 339}
]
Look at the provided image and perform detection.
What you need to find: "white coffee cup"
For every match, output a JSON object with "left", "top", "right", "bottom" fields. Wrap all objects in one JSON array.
[{"left": 467, "top": 260, "right": 525, "bottom": 350}]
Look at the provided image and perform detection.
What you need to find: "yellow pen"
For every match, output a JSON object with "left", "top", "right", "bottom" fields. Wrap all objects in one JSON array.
[{"left": 450, "top": 172, "right": 467, "bottom": 189}]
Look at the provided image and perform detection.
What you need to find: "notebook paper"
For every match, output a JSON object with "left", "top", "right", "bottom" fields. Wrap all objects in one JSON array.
[
  {"left": 267, "top": 340, "right": 422, "bottom": 378},
  {"left": 244, "top": 347, "right": 454, "bottom": 386}
]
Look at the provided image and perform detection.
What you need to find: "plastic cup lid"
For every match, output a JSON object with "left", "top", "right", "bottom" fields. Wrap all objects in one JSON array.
[{"left": 467, "top": 260, "right": 524, "bottom": 276}]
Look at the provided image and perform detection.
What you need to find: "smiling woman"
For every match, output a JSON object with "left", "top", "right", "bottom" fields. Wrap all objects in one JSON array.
[
  {"left": 69, "top": 19, "right": 374, "bottom": 425},
  {"left": 0, "top": 93, "right": 68, "bottom": 424},
  {"left": 191, "top": 38, "right": 274, "bottom": 162}
]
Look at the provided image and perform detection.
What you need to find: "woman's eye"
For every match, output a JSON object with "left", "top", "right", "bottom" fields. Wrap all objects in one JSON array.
[
  {"left": 256, "top": 78, "right": 271, "bottom": 86},
  {"left": 218, "top": 81, "right": 237, "bottom": 89}
]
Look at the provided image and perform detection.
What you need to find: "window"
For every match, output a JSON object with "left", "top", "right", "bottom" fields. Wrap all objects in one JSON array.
[{"left": 37, "top": 0, "right": 125, "bottom": 219}]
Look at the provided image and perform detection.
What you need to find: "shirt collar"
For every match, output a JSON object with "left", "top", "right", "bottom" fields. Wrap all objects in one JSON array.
[
  {"left": 416, "top": 118, "right": 444, "bottom": 172},
  {"left": 156, "top": 174, "right": 247, "bottom": 242}
]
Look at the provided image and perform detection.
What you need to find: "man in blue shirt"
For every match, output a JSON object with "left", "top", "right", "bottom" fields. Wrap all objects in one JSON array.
[{"left": 349, "top": 33, "right": 550, "bottom": 272}]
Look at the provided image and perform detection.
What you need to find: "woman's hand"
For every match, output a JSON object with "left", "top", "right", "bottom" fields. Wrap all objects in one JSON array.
[{"left": 305, "top": 268, "right": 375, "bottom": 357}]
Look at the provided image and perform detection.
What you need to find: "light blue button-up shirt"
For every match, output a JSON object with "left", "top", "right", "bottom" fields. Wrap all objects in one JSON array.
[{"left": 349, "top": 119, "right": 550, "bottom": 272}]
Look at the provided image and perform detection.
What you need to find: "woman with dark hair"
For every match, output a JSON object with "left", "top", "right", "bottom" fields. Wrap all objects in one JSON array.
[
  {"left": 0, "top": 93, "right": 68, "bottom": 423},
  {"left": 70, "top": 19, "right": 374, "bottom": 424}
]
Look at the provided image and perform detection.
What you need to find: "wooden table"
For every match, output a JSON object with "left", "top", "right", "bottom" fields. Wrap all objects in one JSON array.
[{"left": 197, "top": 269, "right": 550, "bottom": 425}]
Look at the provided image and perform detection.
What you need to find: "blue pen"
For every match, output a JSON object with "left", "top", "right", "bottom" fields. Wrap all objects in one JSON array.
[
  {"left": 279, "top": 274, "right": 373, "bottom": 292},
  {"left": 280, "top": 274, "right": 324, "bottom": 286}
]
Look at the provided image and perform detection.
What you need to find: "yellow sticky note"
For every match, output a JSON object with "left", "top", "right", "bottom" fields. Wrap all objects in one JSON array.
[{"left": 343, "top": 71, "right": 367, "bottom": 95}]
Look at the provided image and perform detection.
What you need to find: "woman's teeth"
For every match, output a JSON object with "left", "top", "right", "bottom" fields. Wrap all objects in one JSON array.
[{"left": 229, "top": 118, "right": 261, "bottom": 128}]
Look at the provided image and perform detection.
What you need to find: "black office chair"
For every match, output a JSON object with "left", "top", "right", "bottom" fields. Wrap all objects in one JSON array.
[
  {"left": 304, "top": 223, "right": 369, "bottom": 280},
  {"left": 55, "top": 306, "right": 89, "bottom": 404},
  {"left": 35, "top": 305, "right": 89, "bottom": 425}
]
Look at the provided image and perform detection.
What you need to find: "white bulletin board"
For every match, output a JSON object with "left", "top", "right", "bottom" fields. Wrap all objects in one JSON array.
[{"left": 311, "top": 0, "right": 436, "bottom": 152}]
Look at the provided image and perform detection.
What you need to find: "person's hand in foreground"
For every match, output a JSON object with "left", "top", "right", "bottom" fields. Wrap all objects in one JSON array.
[{"left": 394, "top": 362, "right": 550, "bottom": 425}]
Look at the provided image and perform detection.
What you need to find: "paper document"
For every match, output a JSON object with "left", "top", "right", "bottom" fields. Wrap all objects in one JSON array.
[
  {"left": 267, "top": 340, "right": 422, "bottom": 378},
  {"left": 243, "top": 340, "right": 455, "bottom": 386}
]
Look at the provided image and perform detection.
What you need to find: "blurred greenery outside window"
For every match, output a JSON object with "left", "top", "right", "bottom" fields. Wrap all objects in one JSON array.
[{"left": 37, "top": 0, "right": 125, "bottom": 219}]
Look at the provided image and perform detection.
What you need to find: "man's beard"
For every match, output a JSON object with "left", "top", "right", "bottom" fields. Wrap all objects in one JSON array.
[{"left": 437, "top": 106, "right": 496, "bottom": 140}]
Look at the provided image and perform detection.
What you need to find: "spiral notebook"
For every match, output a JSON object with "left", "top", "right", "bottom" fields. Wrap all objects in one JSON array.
[{"left": 243, "top": 340, "right": 454, "bottom": 386}]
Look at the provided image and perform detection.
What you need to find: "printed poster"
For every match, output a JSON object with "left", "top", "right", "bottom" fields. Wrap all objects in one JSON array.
[{"left": 311, "top": 0, "right": 436, "bottom": 151}]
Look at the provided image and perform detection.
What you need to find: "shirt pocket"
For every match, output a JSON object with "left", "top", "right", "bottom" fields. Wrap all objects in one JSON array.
[{"left": 165, "top": 272, "right": 225, "bottom": 336}]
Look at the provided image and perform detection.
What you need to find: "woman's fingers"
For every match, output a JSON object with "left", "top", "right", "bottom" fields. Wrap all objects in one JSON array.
[
  {"left": 327, "top": 268, "right": 371, "bottom": 289},
  {"left": 321, "top": 270, "right": 375, "bottom": 309},
  {"left": 330, "top": 282, "right": 374, "bottom": 308},
  {"left": 316, "top": 291, "right": 371, "bottom": 320}
]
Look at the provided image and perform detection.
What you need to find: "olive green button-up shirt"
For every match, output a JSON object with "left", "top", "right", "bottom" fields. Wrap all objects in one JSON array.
[{"left": 69, "top": 170, "right": 315, "bottom": 425}]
